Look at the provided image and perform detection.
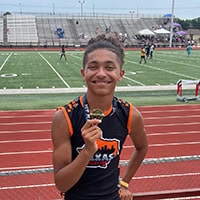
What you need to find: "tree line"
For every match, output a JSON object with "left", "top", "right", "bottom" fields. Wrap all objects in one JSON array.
[{"left": 177, "top": 17, "right": 200, "bottom": 30}]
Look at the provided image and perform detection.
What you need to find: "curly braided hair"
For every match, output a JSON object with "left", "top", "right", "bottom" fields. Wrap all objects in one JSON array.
[{"left": 83, "top": 34, "right": 124, "bottom": 68}]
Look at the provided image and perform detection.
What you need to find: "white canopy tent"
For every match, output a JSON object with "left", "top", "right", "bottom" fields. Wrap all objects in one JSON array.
[
  {"left": 153, "top": 28, "right": 170, "bottom": 34},
  {"left": 138, "top": 29, "right": 155, "bottom": 36}
]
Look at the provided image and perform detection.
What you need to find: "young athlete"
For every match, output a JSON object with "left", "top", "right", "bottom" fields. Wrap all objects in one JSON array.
[
  {"left": 51, "top": 34, "right": 148, "bottom": 200},
  {"left": 139, "top": 47, "right": 147, "bottom": 64},
  {"left": 149, "top": 44, "right": 155, "bottom": 59},
  {"left": 60, "top": 45, "right": 67, "bottom": 60},
  {"left": 186, "top": 44, "right": 192, "bottom": 57}
]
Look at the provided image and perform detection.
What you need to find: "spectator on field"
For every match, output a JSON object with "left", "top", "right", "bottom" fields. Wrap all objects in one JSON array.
[
  {"left": 186, "top": 44, "right": 192, "bottom": 57},
  {"left": 139, "top": 47, "right": 147, "bottom": 64},
  {"left": 149, "top": 44, "right": 155, "bottom": 59},
  {"left": 145, "top": 44, "right": 150, "bottom": 58},
  {"left": 60, "top": 45, "right": 67, "bottom": 60}
]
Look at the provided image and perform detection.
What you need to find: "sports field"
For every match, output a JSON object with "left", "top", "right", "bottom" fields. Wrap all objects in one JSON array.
[{"left": 0, "top": 48, "right": 200, "bottom": 110}]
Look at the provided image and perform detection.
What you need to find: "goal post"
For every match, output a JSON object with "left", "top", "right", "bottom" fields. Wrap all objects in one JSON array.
[{"left": 176, "top": 79, "right": 200, "bottom": 102}]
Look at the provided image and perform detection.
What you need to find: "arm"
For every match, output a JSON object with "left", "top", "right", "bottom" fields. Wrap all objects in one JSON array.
[
  {"left": 119, "top": 106, "right": 148, "bottom": 199},
  {"left": 51, "top": 109, "right": 102, "bottom": 192}
]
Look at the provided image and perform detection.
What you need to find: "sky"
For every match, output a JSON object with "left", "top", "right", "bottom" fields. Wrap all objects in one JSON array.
[{"left": 1, "top": 0, "right": 200, "bottom": 19}]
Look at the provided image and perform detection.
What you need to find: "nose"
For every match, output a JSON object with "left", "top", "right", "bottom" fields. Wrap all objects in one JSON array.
[{"left": 96, "top": 67, "right": 106, "bottom": 77}]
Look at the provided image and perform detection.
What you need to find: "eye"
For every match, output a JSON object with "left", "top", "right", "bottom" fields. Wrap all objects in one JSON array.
[
  {"left": 87, "top": 65, "right": 97, "bottom": 70},
  {"left": 106, "top": 65, "right": 115, "bottom": 71}
]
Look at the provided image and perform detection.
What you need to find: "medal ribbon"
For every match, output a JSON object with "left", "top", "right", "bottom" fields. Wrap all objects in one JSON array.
[{"left": 83, "top": 94, "right": 117, "bottom": 121}]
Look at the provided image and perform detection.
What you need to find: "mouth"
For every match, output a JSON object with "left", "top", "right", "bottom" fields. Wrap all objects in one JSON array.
[{"left": 92, "top": 80, "right": 112, "bottom": 84}]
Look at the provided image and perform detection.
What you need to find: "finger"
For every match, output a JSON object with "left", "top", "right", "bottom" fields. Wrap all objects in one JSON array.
[
  {"left": 82, "top": 128, "right": 102, "bottom": 145},
  {"left": 83, "top": 119, "right": 102, "bottom": 128},
  {"left": 90, "top": 119, "right": 102, "bottom": 126},
  {"left": 87, "top": 126, "right": 102, "bottom": 137},
  {"left": 81, "top": 124, "right": 102, "bottom": 139}
]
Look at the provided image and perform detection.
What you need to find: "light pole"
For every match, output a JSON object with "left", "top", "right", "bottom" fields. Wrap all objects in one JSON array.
[
  {"left": 92, "top": 4, "right": 95, "bottom": 16},
  {"left": 19, "top": 3, "right": 22, "bottom": 14},
  {"left": 78, "top": 0, "right": 85, "bottom": 16},
  {"left": 136, "top": 6, "right": 139, "bottom": 18},
  {"left": 169, "top": 0, "right": 175, "bottom": 47},
  {"left": 52, "top": 3, "right": 55, "bottom": 15}
]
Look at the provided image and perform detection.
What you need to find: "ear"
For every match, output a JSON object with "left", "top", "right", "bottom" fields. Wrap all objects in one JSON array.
[
  {"left": 80, "top": 69, "right": 86, "bottom": 80},
  {"left": 118, "top": 70, "right": 125, "bottom": 82}
]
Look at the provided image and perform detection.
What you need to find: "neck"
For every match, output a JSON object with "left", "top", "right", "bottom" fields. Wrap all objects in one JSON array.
[{"left": 86, "top": 93, "right": 114, "bottom": 112}]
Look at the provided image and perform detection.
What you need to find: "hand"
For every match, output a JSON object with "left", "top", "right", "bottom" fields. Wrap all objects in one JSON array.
[
  {"left": 119, "top": 187, "right": 133, "bottom": 200},
  {"left": 81, "top": 119, "right": 102, "bottom": 156}
]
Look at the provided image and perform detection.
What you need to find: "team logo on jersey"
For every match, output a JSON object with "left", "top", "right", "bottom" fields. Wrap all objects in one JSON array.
[{"left": 76, "top": 137, "right": 120, "bottom": 169}]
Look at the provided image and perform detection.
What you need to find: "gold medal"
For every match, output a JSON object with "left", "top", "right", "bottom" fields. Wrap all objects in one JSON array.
[{"left": 90, "top": 109, "right": 104, "bottom": 120}]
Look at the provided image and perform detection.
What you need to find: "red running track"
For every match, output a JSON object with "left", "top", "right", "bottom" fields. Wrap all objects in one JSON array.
[{"left": 0, "top": 105, "right": 200, "bottom": 199}]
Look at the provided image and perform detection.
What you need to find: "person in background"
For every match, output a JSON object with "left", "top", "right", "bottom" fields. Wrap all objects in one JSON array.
[
  {"left": 149, "top": 44, "right": 155, "bottom": 59},
  {"left": 145, "top": 43, "right": 150, "bottom": 58},
  {"left": 186, "top": 44, "right": 192, "bottom": 57},
  {"left": 60, "top": 45, "right": 67, "bottom": 60},
  {"left": 51, "top": 34, "right": 148, "bottom": 200},
  {"left": 139, "top": 47, "right": 147, "bottom": 64}
]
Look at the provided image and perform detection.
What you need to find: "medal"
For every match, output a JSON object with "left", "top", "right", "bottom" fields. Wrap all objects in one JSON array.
[
  {"left": 83, "top": 94, "right": 116, "bottom": 121},
  {"left": 90, "top": 109, "right": 104, "bottom": 120}
]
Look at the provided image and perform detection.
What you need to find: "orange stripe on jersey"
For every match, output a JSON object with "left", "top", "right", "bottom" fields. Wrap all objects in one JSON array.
[
  {"left": 57, "top": 106, "right": 73, "bottom": 137},
  {"left": 104, "top": 104, "right": 112, "bottom": 116},
  {"left": 80, "top": 95, "right": 84, "bottom": 107},
  {"left": 80, "top": 95, "right": 112, "bottom": 117},
  {"left": 127, "top": 103, "right": 133, "bottom": 134}
]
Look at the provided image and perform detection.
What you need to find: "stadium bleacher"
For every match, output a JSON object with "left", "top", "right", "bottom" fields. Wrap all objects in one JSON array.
[
  {"left": 0, "top": 13, "right": 195, "bottom": 48},
  {"left": 0, "top": 17, "right": 3, "bottom": 46},
  {"left": 6, "top": 14, "right": 38, "bottom": 46}
]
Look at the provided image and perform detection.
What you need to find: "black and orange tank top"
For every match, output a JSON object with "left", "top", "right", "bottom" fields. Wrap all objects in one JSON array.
[{"left": 58, "top": 94, "right": 133, "bottom": 200}]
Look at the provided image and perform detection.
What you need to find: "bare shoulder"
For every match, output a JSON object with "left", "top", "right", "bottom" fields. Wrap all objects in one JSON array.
[
  {"left": 51, "top": 109, "right": 70, "bottom": 146},
  {"left": 129, "top": 105, "right": 147, "bottom": 149},
  {"left": 52, "top": 109, "right": 66, "bottom": 127},
  {"left": 132, "top": 105, "right": 144, "bottom": 124},
  {"left": 51, "top": 109, "right": 72, "bottom": 174}
]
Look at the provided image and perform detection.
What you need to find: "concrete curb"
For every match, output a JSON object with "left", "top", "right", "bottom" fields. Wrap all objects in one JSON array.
[{"left": 0, "top": 85, "right": 195, "bottom": 95}]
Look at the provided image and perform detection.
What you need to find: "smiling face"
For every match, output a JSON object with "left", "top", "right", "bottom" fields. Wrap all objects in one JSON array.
[{"left": 81, "top": 48, "right": 124, "bottom": 97}]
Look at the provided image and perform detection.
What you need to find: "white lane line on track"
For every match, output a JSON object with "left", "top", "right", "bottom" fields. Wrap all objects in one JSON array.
[
  {"left": 148, "top": 130, "right": 199, "bottom": 136},
  {"left": 0, "top": 183, "right": 55, "bottom": 190},
  {"left": 0, "top": 150, "right": 52, "bottom": 155},
  {"left": 144, "top": 115, "right": 200, "bottom": 120},
  {"left": 0, "top": 139, "right": 51, "bottom": 143},
  {"left": 1, "top": 141, "right": 199, "bottom": 156},
  {"left": 145, "top": 122, "right": 200, "bottom": 127},
  {"left": 0, "top": 121, "right": 51, "bottom": 125},
  {"left": 0, "top": 114, "right": 52, "bottom": 119},
  {"left": 0, "top": 129, "right": 50, "bottom": 134},
  {"left": 140, "top": 108, "right": 200, "bottom": 114},
  {"left": 0, "top": 164, "right": 53, "bottom": 171},
  {"left": 132, "top": 172, "right": 200, "bottom": 180},
  {"left": 123, "top": 141, "right": 200, "bottom": 148},
  {"left": 0, "top": 121, "right": 198, "bottom": 127},
  {"left": 0, "top": 172, "right": 200, "bottom": 190}
]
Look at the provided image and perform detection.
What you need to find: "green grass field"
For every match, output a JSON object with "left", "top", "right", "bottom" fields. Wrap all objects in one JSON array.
[{"left": 0, "top": 49, "right": 200, "bottom": 110}]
